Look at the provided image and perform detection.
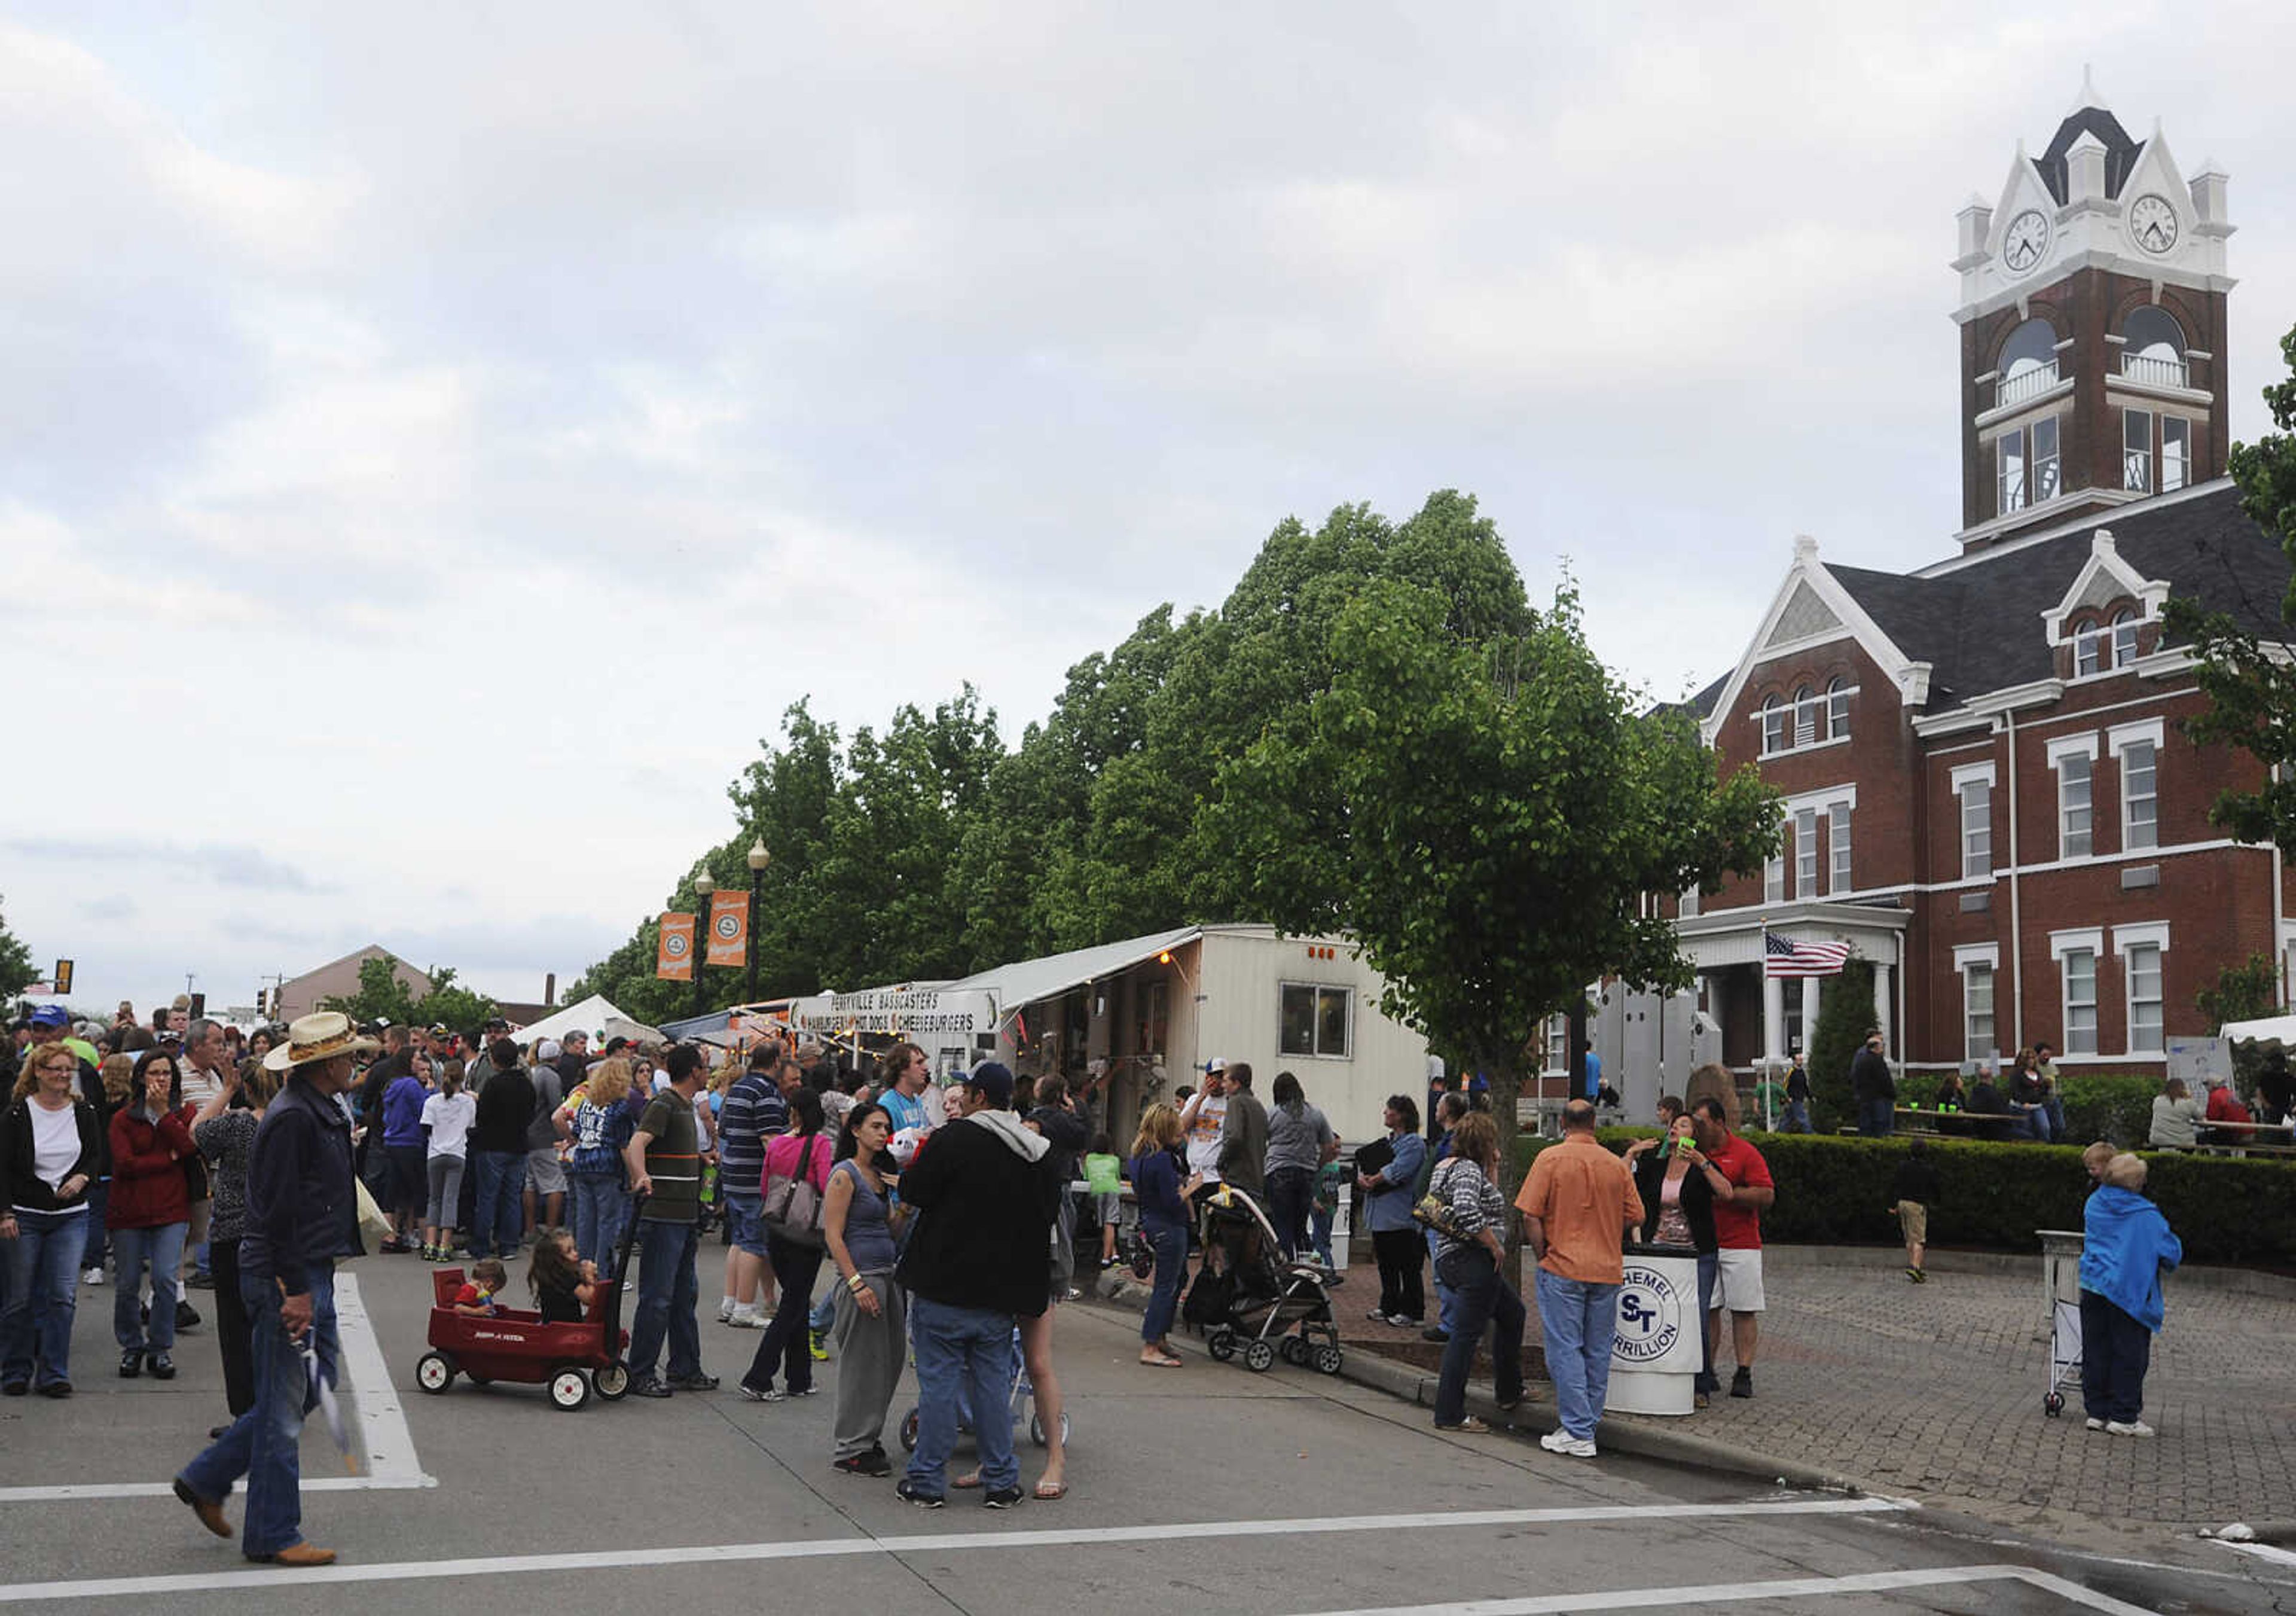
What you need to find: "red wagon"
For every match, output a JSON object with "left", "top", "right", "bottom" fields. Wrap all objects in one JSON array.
[{"left": 413, "top": 1209, "right": 640, "bottom": 1411}]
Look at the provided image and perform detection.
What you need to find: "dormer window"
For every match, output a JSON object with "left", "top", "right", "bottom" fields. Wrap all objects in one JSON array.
[
  {"left": 1826, "top": 677, "right": 1849, "bottom": 739},
  {"left": 1761, "top": 696, "right": 1785, "bottom": 755},
  {"left": 2121, "top": 306, "right": 2187, "bottom": 388},
  {"left": 1758, "top": 681, "right": 1853, "bottom": 757},
  {"left": 1793, "top": 685, "right": 1816, "bottom": 748},
  {"left": 2071, "top": 608, "right": 2144, "bottom": 676}
]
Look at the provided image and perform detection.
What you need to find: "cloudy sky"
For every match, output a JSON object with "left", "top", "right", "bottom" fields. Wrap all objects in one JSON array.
[{"left": 5, "top": 3, "right": 2293, "bottom": 1019}]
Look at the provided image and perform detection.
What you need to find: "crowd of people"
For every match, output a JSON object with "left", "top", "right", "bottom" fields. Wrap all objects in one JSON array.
[{"left": 0, "top": 995, "right": 2199, "bottom": 1566}]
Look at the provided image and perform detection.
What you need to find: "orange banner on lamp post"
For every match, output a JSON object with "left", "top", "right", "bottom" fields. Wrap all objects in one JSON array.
[
  {"left": 706, "top": 889, "right": 748, "bottom": 971},
  {"left": 655, "top": 912, "right": 696, "bottom": 982}
]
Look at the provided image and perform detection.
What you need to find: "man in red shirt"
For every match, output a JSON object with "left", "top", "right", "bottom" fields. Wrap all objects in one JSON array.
[
  {"left": 1683, "top": 1096, "right": 1774, "bottom": 1399},
  {"left": 2203, "top": 1077, "right": 2252, "bottom": 1129}
]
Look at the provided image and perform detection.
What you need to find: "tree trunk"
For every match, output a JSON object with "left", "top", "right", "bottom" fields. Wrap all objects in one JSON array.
[{"left": 1487, "top": 1050, "right": 1529, "bottom": 1296}]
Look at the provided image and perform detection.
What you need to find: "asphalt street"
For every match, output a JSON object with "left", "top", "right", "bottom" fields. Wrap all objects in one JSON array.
[{"left": 3, "top": 1251, "right": 2292, "bottom": 1615}]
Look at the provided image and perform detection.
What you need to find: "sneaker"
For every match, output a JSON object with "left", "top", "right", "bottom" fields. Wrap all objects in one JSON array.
[
  {"left": 187, "top": 1269, "right": 216, "bottom": 1287},
  {"left": 176, "top": 1301, "right": 202, "bottom": 1332},
  {"left": 1366, "top": 1307, "right": 1391, "bottom": 1322},
  {"left": 2084, "top": 1416, "right": 2106, "bottom": 1430},
  {"left": 809, "top": 1328, "right": 831, "bottom": 1361},
  {"left": 741, "top": 1384, "right": 787, "bottom": 1402},
  {"left": 717, "top": 1300, "right": 737, "bottom": 1323},
  {"left": 1540, "top": 1428, "right": 1597, "bottom": 1456},
  {"left": 1390, "top": 1315, "right": 1422, "bottom": 1328},
  {"left": 1904, "top": 1266, "right": 1921, "bottom": 1283},
  {"left": 2106, "top": 1420, "right": 2156, "bottom": 1437},
  {"left": 834, "top": 1450, "right": 892, "bottom": 1477},
  {"left": 36, "top": 1379, "right": 71, "bottom": 1398},
  {"left": 1730, "top": 1367, "right": 1753, "bottom": 1399},
  {"left": 726, "top": 1307, "right": 764, "bottom": 1329},
  {"left": 983, "top": 1484, "right": 1025, "bottom": 1509},
  {"left": 82, "top": 1266, "right": 106, "bottom": 1286},
  {"left": 119, "top": 1349, "right": 144, "bottom": 1379},
  {"left": 628, "top": 1374, "right": 673, "bottom": 1398},
  {"left": 148, "top": 1352, "right": 176, "bottom": 1380},
  {"left": 666, "top": 1370, "right": 720, "bottom": 1391},
  {"left": 894, "top": 1480, "right": 945, "bottom": 1510},
  {"left": 1436, "top": 1417, "right": 1491, "bottom": 1434},
  {"left": 1, "top": 1379, "right": 27, "bottom": 1396},
  {"left": 1421, "top": 1327, "right": 1451, "bottom": 1343},
  {"left": 1913, "top": 1267, "right": 1928, "bottom": 1283}
]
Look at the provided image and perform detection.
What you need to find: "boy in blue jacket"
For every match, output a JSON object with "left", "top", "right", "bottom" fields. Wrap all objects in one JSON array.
[{"left": 2077, "top": 1153, "right": 2181, "bottom": 1437}]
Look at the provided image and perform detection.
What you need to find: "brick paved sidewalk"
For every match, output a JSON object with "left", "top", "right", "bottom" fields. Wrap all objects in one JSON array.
[{"left": 1338, "top": 1246, "right": 2296, "bottom": 1533}]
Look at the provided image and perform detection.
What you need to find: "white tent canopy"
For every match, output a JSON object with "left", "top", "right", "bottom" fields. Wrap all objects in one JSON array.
[
  {"left": 2216, "top": 1014, "right": 2296, "bottom": 1044},
  {"left": 508, "top": 993, "right": 653, "bottom": 1047}
]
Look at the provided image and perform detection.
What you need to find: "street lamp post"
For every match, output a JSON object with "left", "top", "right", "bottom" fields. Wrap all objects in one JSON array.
[
  {"left": 692, "top": 875, "right": 715, "bottom": 1019},
  {"left": 745, "top": 839, "right": 771, "bottom": 1004}
]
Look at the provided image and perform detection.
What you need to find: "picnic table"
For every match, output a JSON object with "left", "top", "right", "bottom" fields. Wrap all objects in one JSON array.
[
  {"left": 1893, "top": 1106, "right": 2019, "bottom": 1141},
  {"left": 2183, "top": 1117, "right": 2296, "bottom": 1158}
]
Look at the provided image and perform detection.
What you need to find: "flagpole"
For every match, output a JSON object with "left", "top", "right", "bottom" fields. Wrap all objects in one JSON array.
[{"left": 1758, "top": 917, "right": 1773, "bottom": 1132}]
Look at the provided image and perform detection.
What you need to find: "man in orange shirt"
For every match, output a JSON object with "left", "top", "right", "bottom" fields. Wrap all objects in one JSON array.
[{"left": 1516, "top": 1100, "right": 1644, "bottom": 1458}]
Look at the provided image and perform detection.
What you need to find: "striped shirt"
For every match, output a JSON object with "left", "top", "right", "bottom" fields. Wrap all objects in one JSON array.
[{"left": 635, "top": 1089, "right": 702, "bottom": 1224}]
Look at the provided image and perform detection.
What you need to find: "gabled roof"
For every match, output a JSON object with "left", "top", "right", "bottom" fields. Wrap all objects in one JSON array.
[
  {"left": 2038, "top": 107, "right": 2142, "bottom": 203},
  {"left": 1819, "top": 481, "right": 2285, "bottom": 713}
]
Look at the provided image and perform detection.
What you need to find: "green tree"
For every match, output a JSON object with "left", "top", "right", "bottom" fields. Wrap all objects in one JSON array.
[
  {"left": 1804, "top": 958, "right": 1878, "bottom": 1133},
  {"left": 2163, "top": 320, "right": 2296, "bottom": 847},
  {"left": 414, "top": 970, "right": 500, "bottom": 1036},
  {"left": 319, "top": 955, "right": 499, "bottom": 1032},
  {"left": 0, "top": 895, "right": 35, "bottom": 1002},
  {"left": 2198, "top": 952, "right": 2279, "bottom": 1030},
  {"left": 1219, "top": 577, "right": 1781, "bottom": 1220}
]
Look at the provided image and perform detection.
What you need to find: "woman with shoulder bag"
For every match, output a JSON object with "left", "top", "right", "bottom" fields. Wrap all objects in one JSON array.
[
  {"left": 820, "top": 1102, "right": 907, "bottom": 1474},
  {"left": 738, "top": 1087, "right": 832, "bottom": 1403},
  {"left": 1428, "top": 1109, "right": 1525, "bottom": 1433},
  {"left": 1, "top": 1044, "right": 106, "bottom": 1395}
]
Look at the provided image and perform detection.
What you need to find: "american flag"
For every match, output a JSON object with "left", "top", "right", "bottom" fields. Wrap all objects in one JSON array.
[{"left": 1765, "top": 931, "right": 1851, "bottom": 978}]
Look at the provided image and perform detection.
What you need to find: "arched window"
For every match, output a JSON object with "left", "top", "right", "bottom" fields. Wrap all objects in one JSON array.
[
  {"left": 1998, "top": 317, "right": 2058, "bottom": 408},
  {"left": 2122, "top": 306, "right": 2186, "bottom": 386},
  {"left": 1826, "top": 676, "right": 1850, "bottom": 739},
  {"left": 2111, "top": 608, "right": 2140, "bottom": 668},
  {"left": 1761, "top": 695, "right": 1785, "bottom": 757},
  {"left": 1793, "top": 685, "right": 1816, "bottom": 748}
]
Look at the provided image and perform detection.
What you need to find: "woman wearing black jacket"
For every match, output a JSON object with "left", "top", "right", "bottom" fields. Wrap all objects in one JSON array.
[
  {"left": 1, "top": 1046, "right": 108, "bottom": 1395},
  {"left": 1624, "top": 1105, "right": 1721, "bottom": 1406}
]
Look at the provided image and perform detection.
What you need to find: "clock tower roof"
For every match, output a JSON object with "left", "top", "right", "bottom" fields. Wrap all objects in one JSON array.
[{"left": 2037, "top": 104, "right": 2142, "bottom": 205}]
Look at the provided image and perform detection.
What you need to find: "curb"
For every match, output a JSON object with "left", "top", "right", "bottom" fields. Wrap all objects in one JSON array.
[
  {"left": 1076, "top": 1290, "right": 1866, "bottom": 1497},
  {"left": 2204, "top": 1519, "right": 2296, "bottom": 1546}
]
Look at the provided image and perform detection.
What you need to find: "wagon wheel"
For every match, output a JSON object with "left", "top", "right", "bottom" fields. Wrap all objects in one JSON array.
[
  {"left": 1279, "top": 1336, "right": 1311, "bottom": 1366},
  {"left": 1313, "top": 1344, "right": 1344, "bottom": 1376},
  {"left": 1207, "top": 1329, "right": 1236, "bottom": 1362},
  {"left": 548, "top": 1366, "right": 592, "bottom": 1411},
  {"left": 415, "top": 1352, "right": 454, "bottom": 1395},
  {"left": 594, "top": 1361, "right": 630, "bottom": 1401}
]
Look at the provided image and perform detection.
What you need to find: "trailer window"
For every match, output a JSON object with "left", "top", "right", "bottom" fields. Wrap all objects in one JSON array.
[{"left": 1280, "top": 984, "right": 1352, "bottom": 1058}]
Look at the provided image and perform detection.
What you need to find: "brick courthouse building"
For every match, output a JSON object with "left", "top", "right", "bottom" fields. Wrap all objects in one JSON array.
[{"left": 1674, "top": 78, "right": 2289, "bottom": 1079}]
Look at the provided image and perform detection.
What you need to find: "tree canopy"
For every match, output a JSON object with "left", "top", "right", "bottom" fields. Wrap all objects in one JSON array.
[
  {"left": 569, "top": 490, "right": 1764, "bottom": 1047},
  {"left": 319, "top": 954, "right": 499, "bottom": 1033},
  {"left": 2164, "top": 319, "right": 2296, "bottom": 849},
  {"left": 0, "top": 896, "right": 35, "bottom": 1002}
]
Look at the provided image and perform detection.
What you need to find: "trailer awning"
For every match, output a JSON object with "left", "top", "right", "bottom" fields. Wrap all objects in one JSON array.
[{"left": 946, "top": 925, "right": 1202, "bottom": 1019}]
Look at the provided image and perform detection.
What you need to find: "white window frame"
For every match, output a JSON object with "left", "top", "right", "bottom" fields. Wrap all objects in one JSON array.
[
  {"left": 2032, "top": 413, "right": 2061, "bottom": 502},
  {"left": 1764, "top": 850, "right": 1785, "bottom": 904},
  {"left": 1793, "top": 687, "right": 1817, "bottom": 749},
  {"left": 2072, "top": 623, "right": 2111, "bottom": 676},
  {"left": 1828, "top": 801, "right": 1852, "bottom": 895},
  {"left": 2123, "top": 407, "right": 2153, "bottom": 493},
  {"left": 2161, "top": 416, "right": 2190, "bottom": 493},
  {"left": 1825, "top": 676, "right": 1849, "bottom": 740},
  {"left": 1952, "top": 761, "right": 1996, "bottom": 879},
  {"left": 1953, "top": 943, "right": 2000, "bottom": 1065},
  {"left": 1761, "top": 697, "right": 1785, "bottom": 757},
  {"left": 2051, "top": 926, "right": 2105, "bottom": 1057},
  {"left": 2109, "top": 719, "right": 2164, "bottom": 853},
  {"left": 1752, "top": 685, "right": 1859, "bottom": 757},
  {"left": 1998, "top": 426, "right": 2028, "bottom": 515},
  {"left": 2113, "top": 922, "right": 2171, "bottom": 1055},
  {"left": 1794, "top": 807, "right": 1819, "bottom": 898},
  {"left": 2109, "top": 609, "right": 2140, "bottom": 669},
  {"left": 2048, "top": 733, "right": 2100, "bottom": 859},
  {"left": 1278, "top": 982, "right": 1352, "bottom": 1060}
]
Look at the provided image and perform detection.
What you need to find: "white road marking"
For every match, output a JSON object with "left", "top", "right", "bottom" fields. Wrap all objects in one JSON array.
[
  {"left": 0, "top": 1269, "right": 434, "bottom": 1505},
  {"left": 0, "top": 1496, "right": 1907, "bottom": 1602},
  {"left": 2223, "top": 1542, "right": 2296, "bottom": 1571},
  {"left": 1298, "top": 1563, "right": 2160, "bottom": 1615}
]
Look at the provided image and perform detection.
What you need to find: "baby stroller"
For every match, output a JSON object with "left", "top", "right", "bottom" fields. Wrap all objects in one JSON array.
[
  {"left": 897, "top": 1324, "right": 1069, "bottom": 1452},
  {"left": 1183, "top": 1184, "right": 1344, "bottom": 1375}
]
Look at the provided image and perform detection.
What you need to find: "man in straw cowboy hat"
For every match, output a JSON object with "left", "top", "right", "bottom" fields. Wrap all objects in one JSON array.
[{"left": 172, "top": 1011, "right": 374, "bottom": 1567}]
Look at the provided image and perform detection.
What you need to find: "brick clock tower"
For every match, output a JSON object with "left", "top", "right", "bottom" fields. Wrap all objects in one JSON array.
[{"left": 1950, "top": 70, "right": 2234, "bottom": 552}]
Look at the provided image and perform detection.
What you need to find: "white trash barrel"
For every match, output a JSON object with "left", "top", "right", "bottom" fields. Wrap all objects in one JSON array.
[{"left": 1608, "top": 1245, "right": 1701, "bottom": 1416}]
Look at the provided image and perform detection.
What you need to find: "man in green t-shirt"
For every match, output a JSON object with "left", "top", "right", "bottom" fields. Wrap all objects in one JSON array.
[{"left": 622, "top": 1045, "right": 719, "bottom": 1398}]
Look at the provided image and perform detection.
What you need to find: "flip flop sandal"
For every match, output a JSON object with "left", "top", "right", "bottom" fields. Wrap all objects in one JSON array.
[{"left": 1034, "top": 1480, "right": 1068, "bottom": 1501}]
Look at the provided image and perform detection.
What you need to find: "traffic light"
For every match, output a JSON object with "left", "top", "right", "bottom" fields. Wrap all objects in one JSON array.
[
  {"left": 53, "top": 959, "right": 74, "bottom": 995},
  {"left": 256, "top": 987, "right": 270, "bottom": 1017}
]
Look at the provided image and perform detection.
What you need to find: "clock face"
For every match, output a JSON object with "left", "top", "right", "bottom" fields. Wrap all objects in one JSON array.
[
  {"left": 2129, "top": 194, "right": 2179, "bottom": 255},
  {"left": 2002, "top": 209, "right": 2050, "bottom": 273}
]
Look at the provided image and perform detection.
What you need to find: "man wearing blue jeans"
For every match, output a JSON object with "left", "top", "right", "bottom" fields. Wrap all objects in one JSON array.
[
  {"left": 623, "top": 1046, "right": 718, "bottom": 1398},
  {"left": 891, "top": 1063, "right": 1058, "bottom": 1510},
  {"left": 174, "top": 1011, "right": 371, "bottom": 1568},
  {"left": 1516, "top": 1100, "right": 1644, "bottom": 1458}
]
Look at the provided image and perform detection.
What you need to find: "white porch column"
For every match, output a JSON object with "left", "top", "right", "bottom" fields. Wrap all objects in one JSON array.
[
  {"left": 1800, "top": 973, "right": 1821, "bottom": 1054},
  {"left": 1763, "top": 969, "right": 1785, "bottom": 1063},
  {"left": 1871, "top": 962, "right": 1892, "bottom": 1043}
]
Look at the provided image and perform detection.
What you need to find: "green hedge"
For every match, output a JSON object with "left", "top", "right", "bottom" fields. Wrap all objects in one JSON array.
[
  {"left": 1897, "top": 1072, "right": 2159, "bottom": 1145},
  {"left": 1516, "top": 1127, "right": 2296, "bottom": 1268}
]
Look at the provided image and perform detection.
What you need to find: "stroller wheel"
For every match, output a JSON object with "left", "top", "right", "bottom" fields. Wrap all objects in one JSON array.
[
  {"left": 1313, "top": 1344, "right": 1344, "bottom": 1376},
  {"left": 1243, "top": 1339, "right": 1276, "bottom": 1373},
  {"left": 1207, "top": 1329, "right": 1237, "bottom": 1362},
  {"left": 2044, "top": 1392, "right": 2064, "bottom": 1417},
  {"left": 1128, "top": 1244, "right": 1155, "bottom": 1281},
  {"left": 1279, "top": 1336, "right": 1311, "bottom": 1367},
  {"left": 899, "top": 1408, "right": 921, "bottom": 1452},
  {"left": 415, "top": 1352, "right": 454, "bottom": 1394},
  {"left": 1029, "top": 1410, "right": 1071, "bottom": 1448}
]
